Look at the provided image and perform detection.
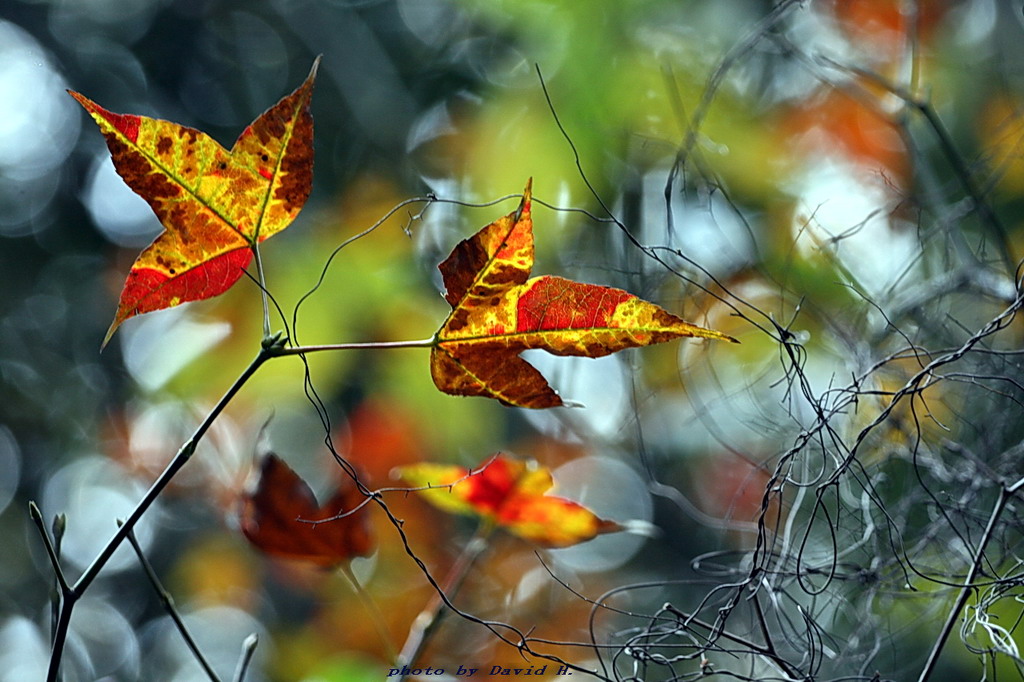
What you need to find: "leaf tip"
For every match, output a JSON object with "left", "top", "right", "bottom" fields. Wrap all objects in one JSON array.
[
  {"left": 100, "top": 318, "right": 121, "bottom": 352},
  {"left": 619, "top": 519, "right": 661, "bottom": 538},
  {"left": 67, "top": 89, "right": 90, "bottom": 111},
  {"left": 306, "top": 56, "right": 322, "bottom": 88},
  {"left": 692, "top": 325, "right": 739, "bottom": 345},
  {"left": 513, "top": 177, "right": 533, "bottom": 223}
]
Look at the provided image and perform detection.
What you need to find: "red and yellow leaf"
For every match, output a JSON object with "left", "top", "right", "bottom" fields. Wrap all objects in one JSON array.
[
  {"left": 398, "top": 453, "right": 621, "bottom": 548},
  {"left": 240, "top": 453, "right": 374, "bottom": 567},
  {"left": 431, "top": 179, "right": 737, "bottom": 408},
  {"left": 70, "top": 57, "right": 320, "bottom": 347}
]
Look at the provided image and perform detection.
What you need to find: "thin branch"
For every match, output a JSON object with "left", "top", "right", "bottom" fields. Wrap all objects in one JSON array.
[
  {"left": 815, "top": 54, "right": 1015, "bottom": 274},
  {"left": 30, "top": 503, "right": 69, "bottom": 665},
  {"left": 339, "top": 562, "right": 398, "bottom": 665},
  {"left": 29, "top": 502, "right": 69, "bottom": 595},
  {"left": 45, "top": 348, "right": 273, "bottom": 682},
  {"left": 397, "top": 525, "right": 492, "bottom": 678},
  {"left": 122, "top": 522, "right": 221, "bottom": 682},
  {"left": 50, "top": 512, "right": 67, "bottom": 647},
  {"left": 671, "top": 0, "right": 803, "bottom": 178},
  {"left": 291, "top": 196, "right": 437, "bottom": 346},
  {"left": 662, "top": 603, "right": 802, "bottom": 679},
  {"left": 48, "top": 597, "right": 73, "bottom": 682},
  {"left": 73, "top": 348, "right": 271, "bottom": 595},
  {"left": 917, "top": 485, "right": 1014, "bottom": 682},
  {"left": 232, "top": 634, "right": 259, "bottom": 682}
]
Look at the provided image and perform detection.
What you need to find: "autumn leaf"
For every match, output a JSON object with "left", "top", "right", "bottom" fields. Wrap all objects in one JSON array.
[
  {"left": 240, "top": 453, "right": 374, "bottom": 567},
  {"left": 431, "top": 179, "right": 737, "bottom": 408},
  {"left": 70, "top": 57, "right": 320, "bottom": 347},
  {"left": 398, "top": 453, "right": 621, "bottom": 548}
]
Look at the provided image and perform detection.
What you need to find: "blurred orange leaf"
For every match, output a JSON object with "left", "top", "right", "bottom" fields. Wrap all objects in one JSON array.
[
  {"left": 827, "top": 0, "right": 947, "bottom": 55},
  {"left": 240, "top": 453, "right": 373, "bottom": 567},
  {"left": 398, "top": 453, "right": 620, "bottom": 548},
  {"left": 786, "top": 88, "right": 908, "bottom": 181},
  {"left": 431, "top": 179, "right": 736, "bottom": 408},
  {"left": 70, "top": 57, "right": 320, "bottom": 347}
]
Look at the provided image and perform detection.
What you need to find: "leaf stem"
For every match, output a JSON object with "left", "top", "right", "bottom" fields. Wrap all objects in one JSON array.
[
  {"left": 44, "top": 349, "right": 271, "bottom": 682},
  {"left": 273, "top": 337, "right": 438, "bottom": 356},
  {"left": 339, "top": 562, "right": 398, "bottom": 665},
  {"left": 252, "top": 243, "right": 272, "bottom": 340},
  {"left": 397, "top": 523, "right": 493, "bottom": 679}
]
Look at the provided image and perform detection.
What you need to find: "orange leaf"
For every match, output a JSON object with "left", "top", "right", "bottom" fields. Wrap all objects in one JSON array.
[
  {"left": 398, "top": 453, "right": 621, "bottom": 548},
  {"left": 240, "top": 453, "right": 374, "bottom": 567},
  {"left": 431, "top": 179, "right": 737, "bottom": 408},
  {"left": 70, "top": 57, "right": 320, "bottom": 347}
]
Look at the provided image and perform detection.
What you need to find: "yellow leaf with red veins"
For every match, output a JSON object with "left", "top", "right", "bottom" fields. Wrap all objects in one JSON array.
[
  {"left": 431, "top": 179, "right": 737, "bottom": 408},
  {"left": 398, "top": 453, "right": 621, "bottom": 548},
  {"left": 70, "top": 57, "right": 320, "bottom": 347}
]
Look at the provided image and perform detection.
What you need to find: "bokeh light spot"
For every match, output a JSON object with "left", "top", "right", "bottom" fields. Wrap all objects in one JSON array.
[
  {"left": 0, "top": 20, "right": 80, "bottom": 236},
  {"left": 83, "top": 152, "right": 162, "bottom": 247},
  {"left": 548, "top": 456, "right": 652, "bottom": 573},
  {"left": 0, "top": 427, "right": 22, "bottom": 517},
  {"left": 41, "top": 456, "right": 160, "bottom": 573}
]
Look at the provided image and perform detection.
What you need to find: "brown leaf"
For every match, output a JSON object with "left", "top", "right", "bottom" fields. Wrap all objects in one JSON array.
[{"left": 240, "top": 453, "right": 373, "bottom": 567}]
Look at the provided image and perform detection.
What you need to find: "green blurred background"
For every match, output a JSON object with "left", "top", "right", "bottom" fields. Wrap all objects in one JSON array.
[{"left": 3, "top": 0, "right": 1024, "bottom": 680}]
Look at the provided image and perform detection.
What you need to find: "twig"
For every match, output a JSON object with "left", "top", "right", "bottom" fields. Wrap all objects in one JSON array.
[
  {"left": 290, "top": 196, "right": 438, "bottom": 346},
  {"left": 50, "top": 513, "right": 67, "bottom": 647},
  {"left": 44, "top": 348, "right": 273, "bottom": 682},
  {"left": 339, "top": 562, "right": 398, "bottom": 665},
  {"left": 29, "top": 503, "right": 68, "bottom": 671},
  {"left": 232, "top": 634, "right": 259, "bottom": 682},
  {"left": 815, "top": 54, "right": 1015, "bottom": 274},
  {"left": 29, "top": 503, "right": 69, "bottom": 595},
  {"left": 917, "top": 476, "right": 1024, "bottom": 682},
  {"left": 121, "top": 521, "right": 220, "bottom": 681},
  {"left": 396, "top": 524, "right": 493, "bottom": 679},
  {"left": 662, "top": 603, "right": 802, "bottom": 679}
]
